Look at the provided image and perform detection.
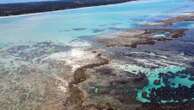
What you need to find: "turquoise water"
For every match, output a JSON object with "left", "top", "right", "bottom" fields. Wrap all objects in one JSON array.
[
  {"left": 0, "top": 0, "right": 194, "bottom": 45},
  {"left": 136, "top": 66, "right": 194, "bottom": 103}
]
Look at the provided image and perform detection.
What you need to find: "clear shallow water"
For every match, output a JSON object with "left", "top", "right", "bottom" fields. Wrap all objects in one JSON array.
[
  {"left": 0, "top": 0, "right": 194, "bottom": 45},
  {"left": 136, "top": 66, "right": 189, "bottom": 103}
]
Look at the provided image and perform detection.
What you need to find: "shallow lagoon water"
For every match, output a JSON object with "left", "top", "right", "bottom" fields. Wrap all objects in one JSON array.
[{"left": 0, "top": 0, "right": 194, "bottom": 45}]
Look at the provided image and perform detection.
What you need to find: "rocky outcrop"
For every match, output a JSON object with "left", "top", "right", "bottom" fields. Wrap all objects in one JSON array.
[
  {"left": 97, "top": 29, "right": 187, "bottom": 48},
  {"left": 143, "top": 13, "right": 194, "bottom": 27},
  {"left": 64, "top": 53, "right": 111, "bottom": 110}
]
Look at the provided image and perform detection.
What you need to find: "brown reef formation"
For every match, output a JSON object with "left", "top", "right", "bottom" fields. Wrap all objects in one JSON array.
[
  {"left": 96, "top": 29, "right": 187, "bottom": 48},
  {"left": 60, "top": 29, "right": 189, "bottom": 110},
  {"left": 63, "top": 51, "right": 149, "bottom": 110},
  {"left": 143, "top": 13, "right": 194, "bottom": 27},
  {"left": 161, "top": 13, "right": 194, "bottom": 26},
  {"left": 60, "top": 14, "right": 193, "bottom": 110},
  {"left": 59, "top": 13, "right": 194, "bottom": 110},
  {"left": 64, "top": 52, "right": 114, "bottom": 110},
  {"left": 0, "top": 13, "right": 194, "bottom": 110}
]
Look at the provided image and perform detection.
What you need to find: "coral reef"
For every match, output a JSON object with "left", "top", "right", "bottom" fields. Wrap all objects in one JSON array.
[{"left": 0, "top": 12, "right": 194, "bottom": 110}]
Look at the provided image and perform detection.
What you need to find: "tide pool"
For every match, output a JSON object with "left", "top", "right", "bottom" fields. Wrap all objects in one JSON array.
[
  {"left": 136, "top": 66, "right": 194, "bottom": 103},
  {"left": 0, "top": 0, "right": 194, "bottom": 45},
  {"left": 113, "top": 62, "right": 194, "bottom": 103}
]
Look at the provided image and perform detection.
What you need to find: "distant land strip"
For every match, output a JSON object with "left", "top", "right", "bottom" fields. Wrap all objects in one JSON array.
[{"left": 0, "top": 0, "right": 136, "bottom": 16}]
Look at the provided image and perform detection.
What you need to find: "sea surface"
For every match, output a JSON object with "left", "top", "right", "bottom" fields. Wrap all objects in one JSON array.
[{"left": 0, "top": 0, "right": 194, "bottom": 45}]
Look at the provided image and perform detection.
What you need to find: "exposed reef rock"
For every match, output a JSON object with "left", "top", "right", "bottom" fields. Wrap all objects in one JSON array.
[
  {"left": 143, "top": 13, "right": 194, "bottom": 27},
  {"left": 71, "top": 53, "right": 109, "bottom": 84},
  {"left": 161, "top": 13, "right": 194, "bottom": 26},
  {"left": 96, "top": 29, "right": 187, "bottom": 48},
  {"left": 64, "top": 52, "right": 113, "bottom": 110}
]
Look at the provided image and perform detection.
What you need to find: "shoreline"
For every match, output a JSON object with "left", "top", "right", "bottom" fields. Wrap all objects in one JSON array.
[
  {"left": 0, "top": 0, "right": 136, "bottom": 17},
  {"left": 0, "top": 0, "right": 136, "bottom": 19}
]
